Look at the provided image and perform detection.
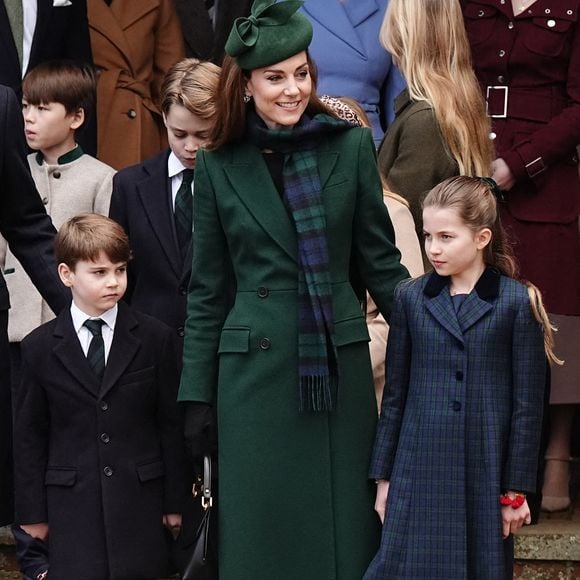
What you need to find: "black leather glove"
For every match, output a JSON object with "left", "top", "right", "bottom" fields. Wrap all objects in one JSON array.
[{"left": 183, "top": 402, "right": 217, "bottom": 462}]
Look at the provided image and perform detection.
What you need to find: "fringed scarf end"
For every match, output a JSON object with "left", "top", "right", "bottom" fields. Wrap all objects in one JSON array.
[{"left": 299, "top": 375, "right": 338, "bottom": 413}]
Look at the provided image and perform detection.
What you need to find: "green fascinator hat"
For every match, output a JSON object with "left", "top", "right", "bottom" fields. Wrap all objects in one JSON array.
[{"left": 225, "top": 0, "right": 313, "bottom": 70}]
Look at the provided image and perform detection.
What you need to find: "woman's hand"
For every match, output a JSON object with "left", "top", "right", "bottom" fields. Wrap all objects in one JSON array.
[
  {"left": 374, "top": 480, "right": 390, "bottom": 524},
  {"left": 492, "top": 158, "right": 516, "bottom": 191},
  {"left": 501, "top": 496, "right": 531, "bottom": 539}
]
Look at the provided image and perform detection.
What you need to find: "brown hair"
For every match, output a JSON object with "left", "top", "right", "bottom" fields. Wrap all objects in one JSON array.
[
  {"left": 56, "top": 214, "right": 131, "bottom": 270},
  {"left": 423, "top": 176, "right": 562, "bottom": 365},
  {"left": 22, "top": 60, "right": 96, "bottom": 128},
  {"left": 161, "top": 58, "right": 221, "bottom": 119},
  {"left": 382, "top": 0, "right": 493, "bottom": 176},
  {"left": 207, "top": 52, "right": 336, "bottom": 150}
]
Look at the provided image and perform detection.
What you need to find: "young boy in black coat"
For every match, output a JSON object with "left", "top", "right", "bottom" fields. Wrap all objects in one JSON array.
[{"left": 13, "top": 213, "right": 187, "bottom": 580}]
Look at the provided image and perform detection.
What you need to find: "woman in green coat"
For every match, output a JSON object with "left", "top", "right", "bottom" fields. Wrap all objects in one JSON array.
[{"left": 178, "top": 1, "right": 409, "bottom": 577}]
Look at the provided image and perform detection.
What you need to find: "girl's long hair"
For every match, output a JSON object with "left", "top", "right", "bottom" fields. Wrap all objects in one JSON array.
[
  {"left": 424, "top": 177, "right": 563, "bottom": 365},
  {"left": 382, "top": 0, "right": 494, "bottom": 176}
]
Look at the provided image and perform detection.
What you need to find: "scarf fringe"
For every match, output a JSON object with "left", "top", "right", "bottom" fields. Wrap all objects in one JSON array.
[{"left": 299, "top": 375, "right": 338, "bottom": 413}]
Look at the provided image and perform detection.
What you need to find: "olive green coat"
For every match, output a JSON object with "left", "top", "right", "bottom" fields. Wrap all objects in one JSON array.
[{"left": 179, "top": 127, "right": 409, "bottom": 579}]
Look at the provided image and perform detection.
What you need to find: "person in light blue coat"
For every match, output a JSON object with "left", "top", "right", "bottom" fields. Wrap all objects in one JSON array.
[{"left": 300, "top": 0, "right": 405, "bottom": 145}]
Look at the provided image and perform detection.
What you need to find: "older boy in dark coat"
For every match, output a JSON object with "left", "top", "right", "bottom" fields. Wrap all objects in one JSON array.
[{"left": 13, "top": 214, "right": 187, "bottom": 580}]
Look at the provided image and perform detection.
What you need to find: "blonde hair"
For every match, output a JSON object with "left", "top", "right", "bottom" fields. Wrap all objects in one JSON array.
[
  {"left": 161, "top": 58, "right": 221, "bottom": 119},
  {"left": 424, "top": 177, "right": 562, "bottom": 365},
  {"left": 382, "top": 0, "right": 493, "bottom": 176}
]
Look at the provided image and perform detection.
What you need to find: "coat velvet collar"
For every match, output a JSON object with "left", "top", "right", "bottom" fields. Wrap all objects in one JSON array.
[
  {"left": 423, "top": 266, "right": 501, "bottom": 301},
  {"left": 422, "top": 267, "right": 501, "bottom": 344}
]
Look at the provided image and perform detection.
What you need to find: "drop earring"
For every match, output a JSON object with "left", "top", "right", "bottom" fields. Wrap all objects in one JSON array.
[{"left": 243, "top": 94, "right": 251, "bottom": 104}]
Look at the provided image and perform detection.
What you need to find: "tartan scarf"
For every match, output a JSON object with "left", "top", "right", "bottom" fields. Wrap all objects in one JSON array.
[{"left": 246, "top": 110, "right": 350, "bottom": 412}]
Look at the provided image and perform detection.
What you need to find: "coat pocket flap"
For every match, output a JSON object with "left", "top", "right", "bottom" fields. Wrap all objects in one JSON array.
[
  {"left": 136, "top": 460, "right": 165, "bottom": 482},
  {"left": 218, "top": 327, "right": 250, "bottom": 353},
  {"left": 334, "top": 316, "right": 370, "bottom": 346},
  {"left": 45, "top": 467, "right": 77, "bottom": 486}
]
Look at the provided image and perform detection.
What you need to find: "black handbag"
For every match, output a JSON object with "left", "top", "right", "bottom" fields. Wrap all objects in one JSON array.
[{"left": 181, "top": 455, "right": 217, "bottom": 580}]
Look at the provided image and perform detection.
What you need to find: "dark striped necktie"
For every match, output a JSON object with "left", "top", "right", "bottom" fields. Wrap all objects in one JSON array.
[
  {"left": 84, "top": 319, "right": 106, "bottom": 381},
  {"left": 175, "top": 168, "right": 194, "bottom": 256}
]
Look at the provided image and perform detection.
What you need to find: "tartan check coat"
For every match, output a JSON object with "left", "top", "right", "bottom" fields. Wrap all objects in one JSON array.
[{"left": 365, "top": 268, "right": 546, "bottom": 579}]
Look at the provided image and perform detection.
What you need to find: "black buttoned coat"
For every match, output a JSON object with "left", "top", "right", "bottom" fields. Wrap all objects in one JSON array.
[
  {"left": 13, "top": 303, "right": 187, "bottom": 580},
  {"left": 109, "top": 150, "right": 192, "bottom": 358},
  {"left": 365, "top": 269, "right": 546, "bottom": 579}
]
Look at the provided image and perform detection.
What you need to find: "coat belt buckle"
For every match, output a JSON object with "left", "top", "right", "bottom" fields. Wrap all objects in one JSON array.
[{"left": 486, "top": 86, "right": 508, "bottom": 118}]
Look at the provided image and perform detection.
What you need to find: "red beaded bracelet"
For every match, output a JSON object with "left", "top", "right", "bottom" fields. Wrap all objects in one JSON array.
[{"left": 500, "top": 493, "right": 526, "bottom": 509}]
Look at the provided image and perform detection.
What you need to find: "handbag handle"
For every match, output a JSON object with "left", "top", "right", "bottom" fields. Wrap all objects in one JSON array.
[{"left": 201, "top": 454, "right": 212, "bottom": 510}]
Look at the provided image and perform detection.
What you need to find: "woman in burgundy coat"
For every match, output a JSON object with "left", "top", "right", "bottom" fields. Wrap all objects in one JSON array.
[{"left": 461, "top": 0, "right": 580, "bottom": 512}]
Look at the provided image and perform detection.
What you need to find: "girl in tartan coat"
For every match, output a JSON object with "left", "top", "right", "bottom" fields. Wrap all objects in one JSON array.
[{"left": 364, "top": 176, "right": 561, "bottom": 579}]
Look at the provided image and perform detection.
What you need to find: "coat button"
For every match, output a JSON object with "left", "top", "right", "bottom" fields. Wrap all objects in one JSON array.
[
  {"left": 100, "top": 433, "right": 110, "bottom": 444},
  {"left": 508, "top": 21, "right": 514, "bottom": 29},
  {"left": 177, "top": 326, "right": 185, "bottom": 337},
  {"left": 100, "top": 401, "right": 109, "bottom": 411},
  {"left": 499, "top": 49, "right": 506, "bottom": 57},
  {"left": 547, "top": 19, "right": 556, "bottom": 27},
  {"left": 103, "top": 466, "right": 113, "bottom": 477},
  {"left": 52, "top": 171, "right": 61, "bottom": 179},
  {"left": 478, "top": 9, "right": 485, "bottom": 16},
  {"left": 452, "top": 401, "right": 462, "bottom": 412},
  {"left": 257, "top": 286, "right": 269, "bottom": 298},
  {"left": 497, "top": 75, "right": 505, "bottom": 83},
  {"left": 42, "top": 196, "right": 48, "bottom": 205},
  {"left": 456, "top": 371, "right": 464, "bottom": 381},
  {"left": 259, "top": 338, "right": 271, "bottom": 350},
  {"left": 127, "top": 109, "right": 137, "bottom": 119}
]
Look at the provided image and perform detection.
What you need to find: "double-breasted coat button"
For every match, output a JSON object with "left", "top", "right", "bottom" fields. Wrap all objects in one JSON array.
[
  {"left": 489, "top": 132, "right": 497, "bottom": 140},
  {"left": 547, "top": 19, "right": 556, "bottom": 27},
  {"left": 127, "top": 109, "right": 137, "bottom": 119},
  {"left": 478, "top": 9, "right": 485, "bottom": 16},
  {"left": 456, "top": 371, "right": 464, "bottom": 381},
  {"left": 100, "top": 401, "right": 109, "bottom": 411},
  {"left": 545, "top": 8, "right": 551, "bottom": 13},
  {"left": 259, "top": 338, "right": 271, "bottom": 350},
  {"left": 103, "top": 466, "right": 113, "bottom": 476},
  {"left": 257, "top": 286, "right": 269, "bottom": 298},
  {"left": 567, "top": 10, "right": 574, "bottom": 15},
  {"left": 452, "top": 401, "right": 462, "bottom": 412},
  {"left": 42, "top": 196, "right": 48, "bottom": 205},
  {"left": 100, "top": 433, "right": 110, "bottom": 444},
  {"left": 177, "top": 326, "right": 185, "bottom": 337},
  {"left": 508, "top": 21, "right": 514, "bottom": 29},
  {"left": 52, "top": 171, "right": 61, "bottom": 179},
  {"left": 499, "top": 49, "right": 506, "bottom": 57},
  {"left": 497, "top": 75, "right": 505, "bottom": 83}
]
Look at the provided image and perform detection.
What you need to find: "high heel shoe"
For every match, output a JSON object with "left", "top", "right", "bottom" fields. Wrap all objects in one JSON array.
[{"left": 541, "top": 456, "right": 572, "bottom": 512}]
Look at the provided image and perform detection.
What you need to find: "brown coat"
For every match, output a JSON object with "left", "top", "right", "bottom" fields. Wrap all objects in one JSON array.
[
  {"left": 88, "top": 0, "right": 184, "bottom": 170},
  {"left": 366, "top": 195, "right": 424, "bottom": 409}
]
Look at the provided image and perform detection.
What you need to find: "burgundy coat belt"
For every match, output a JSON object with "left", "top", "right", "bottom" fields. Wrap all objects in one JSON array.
[{"left": 486, "top": 86, "right": 567, "bottom": 123}]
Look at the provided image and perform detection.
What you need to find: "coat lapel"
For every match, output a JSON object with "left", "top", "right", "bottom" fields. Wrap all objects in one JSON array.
[
  {"left": 302, "top": 0, "right": 380, "bottom": 58},
  {"left": 423, "top": 268, "right": 500, "bottom": 342},
  {"left": 53, "top": 309, "right": 101, "bottom": 397},
  {"left": 224, "top": 144, "right": 341, "bottom": 263},
  {"left": 100, "top": 303, "right": 140, "bottom": 398},
  {"left": 224, "top": 146, "right": 297, "bottom": 262},
  {"left": 137, "top": 152, "right": 183, "bottom": 277}
]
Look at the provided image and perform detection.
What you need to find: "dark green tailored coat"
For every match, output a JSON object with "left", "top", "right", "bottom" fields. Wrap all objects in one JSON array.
[{"left": 179, "top": 126, "right": 409, "bottom": 579}]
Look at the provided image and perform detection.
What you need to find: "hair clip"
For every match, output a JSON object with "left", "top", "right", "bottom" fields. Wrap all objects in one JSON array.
[{"left": 479, "top": 176, "right": 505, "bottom": 203}]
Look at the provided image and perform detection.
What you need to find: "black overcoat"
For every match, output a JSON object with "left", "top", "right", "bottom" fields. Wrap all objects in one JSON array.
[{"left": 13, "top": 303, "right": 187, "bottom": 580}]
